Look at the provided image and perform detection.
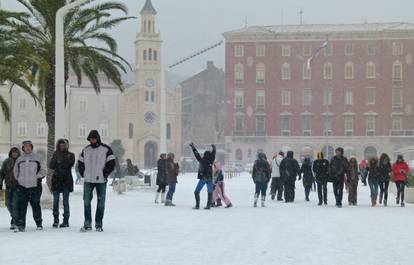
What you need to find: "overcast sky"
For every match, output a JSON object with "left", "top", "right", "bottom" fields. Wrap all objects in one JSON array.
[{"left": 3, "top": 0, "right": 414, "bottom": 78}]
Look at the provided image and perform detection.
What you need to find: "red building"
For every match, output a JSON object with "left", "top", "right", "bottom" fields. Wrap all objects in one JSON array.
[{"left": 223, "top": 23, "right": 414, "bottom": 164}]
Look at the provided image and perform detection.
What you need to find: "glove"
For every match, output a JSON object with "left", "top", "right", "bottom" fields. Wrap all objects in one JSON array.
[{"left": 189, "top": 142, "right": 195, "bottom": 148}]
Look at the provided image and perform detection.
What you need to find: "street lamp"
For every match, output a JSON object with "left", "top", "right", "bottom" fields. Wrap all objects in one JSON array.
[{"left": 55, "top": 0, "right": 90, "bottom": 140}]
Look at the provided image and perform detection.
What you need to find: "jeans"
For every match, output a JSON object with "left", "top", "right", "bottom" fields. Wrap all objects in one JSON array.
[
  {"left": 5, "top": 187, "right": 18, "bottom": 225},
  {"left": 317, "top": 180, "right": 328, "bottom": 204},
  {"left": 379, "top": 181, "right": 390, "bottom": 202},
  {"left": 368, "top": 178, "right": 379, "bottom": 199},
  {"left": 333, "top": 180, "right": 344, "bottom": 206},
  {"left": 255, "top": 182, "right": 268, "bottom": 196},
  {"left": 166, "top": 183, "right": 176, "bottom": 201},
  {"left": 396, "top": 181, "right": 405, "bottom": 203},
  {"left": 83, "top": 182, "right": 107, "bottom": 228},
  {"left": 304, "top": 185, "right": 312, "bottom": 200},
  {"left": 194, "top": 179, "right": 214, "bottom": 193},
  {"left": 16, "top": 186, "right": 43, "bottom": 228},
  {"left": 53, "top": 189, "right": 70, "bottom": 218}
]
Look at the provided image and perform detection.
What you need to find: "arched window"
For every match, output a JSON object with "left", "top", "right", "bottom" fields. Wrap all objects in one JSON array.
[
  {"left": 364, "top": 146, "right": 377, "bottom": 160},
  {"left": 166, "top": 123, "right": 171, "bottom": 140},
  {"left": 128, "top": 123, "right": 134, "bottom": 139},
  {"left": 143, "top": 21, "right": 146, "bottom": 33},
  {"left": 153, "top": 50, "right": 158, "bottom": 61},
  {"left": 235, "top": 149, "right": 243, "bottom": 161},
  {"left": 148, "top": 21, "right": 152, "bottom": 33},
  {"left": 143, "top": 50, "right": 147, "bottom": 61},
  {"left": 148, "top": 48, "right": 152, "bottom": 61}
]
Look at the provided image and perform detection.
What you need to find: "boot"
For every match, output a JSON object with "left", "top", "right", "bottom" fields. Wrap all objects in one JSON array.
[
  {"left": 53, "top": 215, "right": 59, "bottom": 228},
  {"left": 379, "top": 192, "right": 383, "bottom": 205},
  {"left": 193, "top": 192, "right": 200, "bottom": 209},
  {"left": 254, "top": 194, "right": 259, "bottom": 207},
  {"left": 204, "top": 193, "right": 212, "bottom": 210},
  {"left": 271, "top": 194, "right": 276, "bottom": 200},
  {"left": 384, "top": 199, "right": 387, "bottom": 207},
  {"left": 60, "top": 217, "right": 69, "bottom": 228},
  {"left": 371, "top": 198, "right": 376, "bottom": 207},
  {"left": 10, "top": 220, "right": 16, "bottom": 230},
  {"left": 154, "top": 192, "right": 160, "bottom": 204},
  {"left": 261, "top": 195, "right": 266, "bottom": 207},
  {"left": 160, "top": 192, "right": 166, "bottom": 203},
  {"left": 225, "top": 203, "right": 233, "bottom": 208},
  {"left": 216, "top": 199, "right": 222, "bottom": 207}
]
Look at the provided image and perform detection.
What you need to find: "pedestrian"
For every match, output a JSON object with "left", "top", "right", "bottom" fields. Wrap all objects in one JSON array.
[
  {"left": 392, "top": 155, "right": 410, "bottom": 207},
  {"left": 126, "top": 158, "right": 139, "bottom": 176},
  {"left": 0, "top": 146, "right": 21, "bottom": 230},
  {"left": 280, "top": 151, "right": 300, "bottom": 203},
  {"left": 300, "top": 157, "right": 314, "bottom": 202},
  {"left": 78, "top": 130, "right": 115, "bottom": 232},
  {"left": 212, "top": 162, "right": 233, "bottom": 208},
  {"left": 270, "top": 152, "right": 284, "bottom": 201},
  {"left": 13, "top": 141, "right": 46, "bottom": 232},
  {"left": 378, "top": 153, "right": 392, "bottom": 207},
  {"left": 252, "top": 152, "right": 271, "bottom": 207},
  {"left": 190, "top": 143, "right": 216, "bottom": 210},
  {"left": 367, "top": 157, "right": 381, "bottom": 207},
  {"left": 313, "top": 152, "right": 329, "bottom": 206},
  {"left": 49, "top": 139, "right": 75, "bottom": 228},
  {"left": 347, "top": 157, "right": 359, "bottom": 206},
  {"left": 165, "top": 153, "right": 179, "bottom": 206},
  {"left": 155, "top": 154, "right": 167, "bottom": 204},
  {"left": 329, "top": 147, "right": 349, "bottom": 208},
  {"left": 359, "top": 159, "right": 368, "bottom": 186}
]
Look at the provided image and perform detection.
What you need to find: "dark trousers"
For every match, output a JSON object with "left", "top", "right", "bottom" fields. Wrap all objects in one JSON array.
[
  {"left": 379, "top": 181, "right": 389, "bottom": 202},
  {"left": 304, "top": 185, "right": 312, "bottom": 200},
  {"left": 348, "top": 181, "right": 358, "bottom": 205},
  {"left": 333, "top": 180, "right": 344, "bottom": 206},
  {"left": 270, "top": 177, "right": 284, "bottom": 199},
  {"left": 255, "top": 182, "right": 268, "bottom": 196},
  {"left": 396, "top": 181, "right": 405, "bottom": 203},
  {"left": 157, "top": 184, "right": 167, "bottom": 193},
  {"left": 166, "top": 183, "right": 176, "bottom": 201},
  {"left": 284, "top": 178, "right": 296, "bottom": 202},
  {"left": 53, "top": 189, "right": 70, "bottom": 219},
  {"left": 317, "top": 180, "right": 328, "bottom": 204},
  {"left": 5, "top": 187, "right": 18, "bottom": 225},
  {"left": 16, "top": 185, "right": 43, "bottom": 228},
  {"left": 83, "top": 182, "right": 107, "bottom": 228}
]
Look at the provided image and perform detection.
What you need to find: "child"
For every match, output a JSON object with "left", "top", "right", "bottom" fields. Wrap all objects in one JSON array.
[{"left": 212, "top": 162, "right": 233, "bottom": 208}]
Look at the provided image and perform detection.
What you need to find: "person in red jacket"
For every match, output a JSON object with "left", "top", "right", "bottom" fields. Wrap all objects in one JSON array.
[{"left": 392, "top": 155, "right": 410, "bottom": 207}]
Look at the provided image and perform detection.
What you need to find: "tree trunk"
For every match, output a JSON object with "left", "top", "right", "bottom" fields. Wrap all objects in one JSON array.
[{"left": 45, "top": 73, "right": 55, "bottom": 191}]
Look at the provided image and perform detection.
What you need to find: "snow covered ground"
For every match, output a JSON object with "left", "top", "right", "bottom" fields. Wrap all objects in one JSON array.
[{"left": 0, "top": 172, "right": 413, "bottom": 265}]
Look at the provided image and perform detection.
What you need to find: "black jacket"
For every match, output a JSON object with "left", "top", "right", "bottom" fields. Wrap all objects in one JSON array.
[
  {"left": 49, "top": 139, "right": 75, "bottom": 192},
  {"left": 300, "top": 160, "right": 315, "bottom": 186},
  {"left": 192, "top": 145, "right": 216, "bottom": 180},
  {"left": 313, "top": 159, "right": 330, "bottom": 182},
  {"left": 252, "top": 153, "right": 271, "bottom": 184},
  {"left": 379, "top": 163, "right": 392, "bottom": 182},
  {"left": 280, "top": 151, "right": 300, "bottom": 181},
  {"left": 329, "top": 156, "right": 350, "bottom": 182},
  {"left": 156, "top": 158, "right": 167, "bottom": 185}
]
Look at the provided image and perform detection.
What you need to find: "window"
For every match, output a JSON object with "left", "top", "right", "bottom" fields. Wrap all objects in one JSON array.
[
  {"left": 392, "top": 61, "right": 402, "bottom": 81},
  {"left": 367, "top": 88, "right": 376, "bottom": 105},
  {"left": 143, "top": 21, "right": 147, "bottom": 33},
  {"left": 256, "top": 90, "right": 265, "bottom": 109},
  {"left": 234, "top": 63, "right": 244, "bottom": 84},
  {"left": 100, "top": 97, "right": 108, "bottom": 112},
  {"left": 366, "top": 62, "right": 376, "bottom": 79},
  {"left": 153, "top": 50, "right": 158, "bottom": 61},
  {"left": 18, "top": 95, "right": 27, "bottom": 111},
  {"left": 344, "top": 117, "right": 354, "bottom": 136},
  {"left": 256, "top": 116, "right": 266, "bottom": 132},
  {"left": 128, "top": 123, "right": 134, "bottom": 139},
  {"left": 148, "top": 21, "right": 151, "bottom": 33},
  {"left": 151, "top": 91, "right": 155, "bottom": 102},
  {"left": 345, "top": 90, "right": 353, "bottom": 106},
  {"left": 324, "top": 43, "right": 333, "bottom": 56},
  {"left": 366, "top": 116, "right": 376, "bottom": 136},
  {"left": 234, "top": 91, "right": 244, "bottom": 109},
  {"left": 281, "top": 63, "right": 291, "bottom": 80},
  {"left": 303, "top": 89, "right": 312, "bottom": 106},
  {"left": 256, "top": 45, "right": 265, "bottom": 57},
  {"left": 323, "top": 62, "right": 333, "bottom": 80},
  {"left": 282, "top": 45, "right": 291, "bottom": 57},
  {"left": 145, "top": 91, "right": 149, "bottom": 102},
  {"left": 345, "top": 43, "right": 354, "bottom": 56},
  {"left": 18, "top": 122, "right": 27, "bottom": 137},
  {"left": 167, "top": 123, "right": 171, "bottom": 140},
  {"left": 323, "top": 89, "right": 332, "bottom": 106},
  {"left": 99, "top": 124, "right": 109, "bottom": 138},
  {"left": 235, "top": 117, "right": 244, "bottom": 131},
  {"left": 344, "top": 62, "right": 354, "bottom": 80},
  {"left": 281, "top": 90, "right": 291, "bottom": 106},
  {"left": 79, "top": 96, "right": 87, "bottom": 113},
  {"left": 303, "top": 116, "right": 312, "bottom": 136},
  {"left": 143, "top": 50, "right": 147, "bottom": 61},
  {"left": 303, "top": 45, "right": 312, "bottom": 57},
  {"left": 234, "top": 45, "right": 244, "bottom": 57},
  {"left": 36, "top": 122, "right": 46, "bottom": 138},
  {"left": 303, "top": 63, "right": 311, "bottom": 80},
  {"left": 392, "top": 88, "right": 402, "bottom": 108},
  {"left": 78, "top": 124, "right": 87, "bottom": 138},
  {"left": 324, "top": 116, "right": 333, "bottom": 136},
  {"left": 392, "top": 42, "right": 403, "bottom": 56},
  {"left": 368, "top": 44, "right": 376, "bottom": 56},
  {"left": 281, "top": 116, "right": 290, "bottom": 136},
  {"left": 392, "top": 117, "right": 402, "bottom": 131},
  {"left": 148, "top": 48, "right": 152, "bottom": 61},
  {"left": 256, "top": 63, "right": 266, "bottom": 84}
]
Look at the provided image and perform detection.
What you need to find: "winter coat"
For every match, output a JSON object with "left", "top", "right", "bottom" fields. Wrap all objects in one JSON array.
[
  {"left": 192, "top": 145, "right": 216, "bottom": 180},
  {"left": 279, "top": 151, "right": 300, "bottom": 181},
  {"left": 300, "top": 160, "right": 314, "bottom": 187},
  {"left": 392, "top": 162, "right": 410, "bottom": 182},
  {"left": 252, "top": 153, "right": 271, "bottom": 184},
  {"left": 347, "top": 165, "right": 359, "bottom": 185},
  {"left": 49, "top": 140, "right": 75, "bottom": 192},
  {"left": 313, "top": 159, "right": 329, "bottom": 182},
  {"left": 127, "top": 163, "right": 139, "bottom": 176},
  {"left": 329, "top": 156, "right": 349, "bottom": 182},
  {"left": 379, "top": 163, "right": 392, "bottom": 183},
  {"left": 0, "top": 148, "right": 21, "bottom": 189},
  {"left": 166, "top": 158, "right": 179, "bottom": 184},
  {"left": 271, "top": 155, "right": 284, "bottom": 178},
  {"left": 13, "top": 152, "right": 46, "bottom": 188},
  {"left": 156, "top": 158, "right": 167, "bottom": 185},
  {"left": 78, "top": 130, "right": 115, "bottom": 183}
]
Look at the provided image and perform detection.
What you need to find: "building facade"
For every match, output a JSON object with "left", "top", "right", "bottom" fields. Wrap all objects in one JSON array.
[{"left": 223, "top": 23, "right": 414, "bottom": 164}]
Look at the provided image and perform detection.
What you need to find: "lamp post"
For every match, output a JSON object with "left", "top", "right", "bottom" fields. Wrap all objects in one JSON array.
[{"left": 55, "top": 0, "right": 89, "bottom": 140}]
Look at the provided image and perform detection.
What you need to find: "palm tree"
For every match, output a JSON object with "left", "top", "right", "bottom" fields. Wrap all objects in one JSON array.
[{"left": 4, "top": 0, "right": 133, "bottom": 171}]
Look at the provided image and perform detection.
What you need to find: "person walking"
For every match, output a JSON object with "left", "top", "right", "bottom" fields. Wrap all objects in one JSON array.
[
  {"left": 347, "top": 157, "right": 359, "bottom": 206},
  {"left": 367, "top": 157, "right": 381, "bottom": 207},
  {"left": 49, "top": 139, "right": 75, "bottom": 228},
  {"left": 212, "top": 162, "right": 233, "bottom": 208},
  {"left": 280, "top": 151, "right": 300, "bottom": 203},
  {"left": 378, "top": 153, "right": 392, "bottom": 206},
  {"left": 313, "top": 152, "right": 329, "bottom": 206},
  {"left": 165, "top": 153, "right": 179, "bottom": 207},
  {"left": 155, "top": 154, "right": 167, "bottom": 204},
  {"left": 329, "top": 147, "right": 349, "bottom": 208},
  {"left": 78, "top": 130, "right": 115, "bottom": 232},
  {"left": 252, "top": 152, "right": 271, "bottom": 207},
  {"left": 0, "top": 146, "right": 21, "bottom": 230},
  {"left": 359, "top": 159, "right": 368, "bottom": 186},
  {"left": 13, "top": 141, "right": 46, "bottom": 232},
  {"left": 270, "top": 152, "right": 284, "bottom": 201},
  {"left": 300, "top": 158, "right": 314, "bottom": 202},
  {"left": 392, "top": 155, "right": 410, "bottom": 207}
]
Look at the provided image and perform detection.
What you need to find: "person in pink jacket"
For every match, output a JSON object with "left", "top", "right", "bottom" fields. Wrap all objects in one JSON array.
[
  {"left": 212, "top": 162, "right": 233, "bottom": 208},
  {"left": 392, "top": 155, "right": 410, "bottom": 207}
]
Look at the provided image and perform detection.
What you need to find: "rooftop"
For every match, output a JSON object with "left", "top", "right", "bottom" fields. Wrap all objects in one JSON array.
[{"left": 140, "top": 0, "right": 157, "bottom": 15}]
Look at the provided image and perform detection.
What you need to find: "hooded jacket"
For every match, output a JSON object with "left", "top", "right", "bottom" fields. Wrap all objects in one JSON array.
[
  {"left": 280, "top": 151, "right": 300, "bottom": 181},
  {"left": 191, "top": 145, "right": 216, "bottom": 180},
  {"left": 329, "top": 148, "right": 350, "bottom": 182},
  {"left": 13, "top": 151, "right": 46, "bottom": 189},
  {"left": 78, "top": 130, "right": 116, "bottom": 183},
  {"left": 378, "top": 154, "right": 392, "bottom": 183},
  {"left": 0, "top": 147, "right": 21, "bottom": 189},
  {"left": 156, "top": 156, "right": 167, "bottom": 185},
  {"left": 166, "top": 154, "right": 179, "bottom": 184},
  {"left": 252, "top": 153, "right": 271, "bottom": 184},
  {"left": 392, "top": 158, "right": 410, "bottom": 182},
  {"left": 271, "top": 154, "right": 284, "bottom": 178},
  {"left": 49, "top": 139, "right": 75, "bottom": 192},
  {"left": 313, "top": 152, "right": 330, "bottom": 182}
]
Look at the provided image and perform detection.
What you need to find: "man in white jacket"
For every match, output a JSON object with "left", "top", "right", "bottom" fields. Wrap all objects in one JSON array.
[{"left": 270, "top": 152, "right": 284, "bottom": 201}]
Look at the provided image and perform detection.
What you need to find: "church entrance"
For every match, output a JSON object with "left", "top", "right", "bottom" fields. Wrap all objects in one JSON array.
[{"left": 144, "top": 141, "right": 158, "bottom": 169}]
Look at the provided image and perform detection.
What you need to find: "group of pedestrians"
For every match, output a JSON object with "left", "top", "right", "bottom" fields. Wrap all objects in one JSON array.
[{"left": 155, "top": 153, "right": 180, "bottom": 206}]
